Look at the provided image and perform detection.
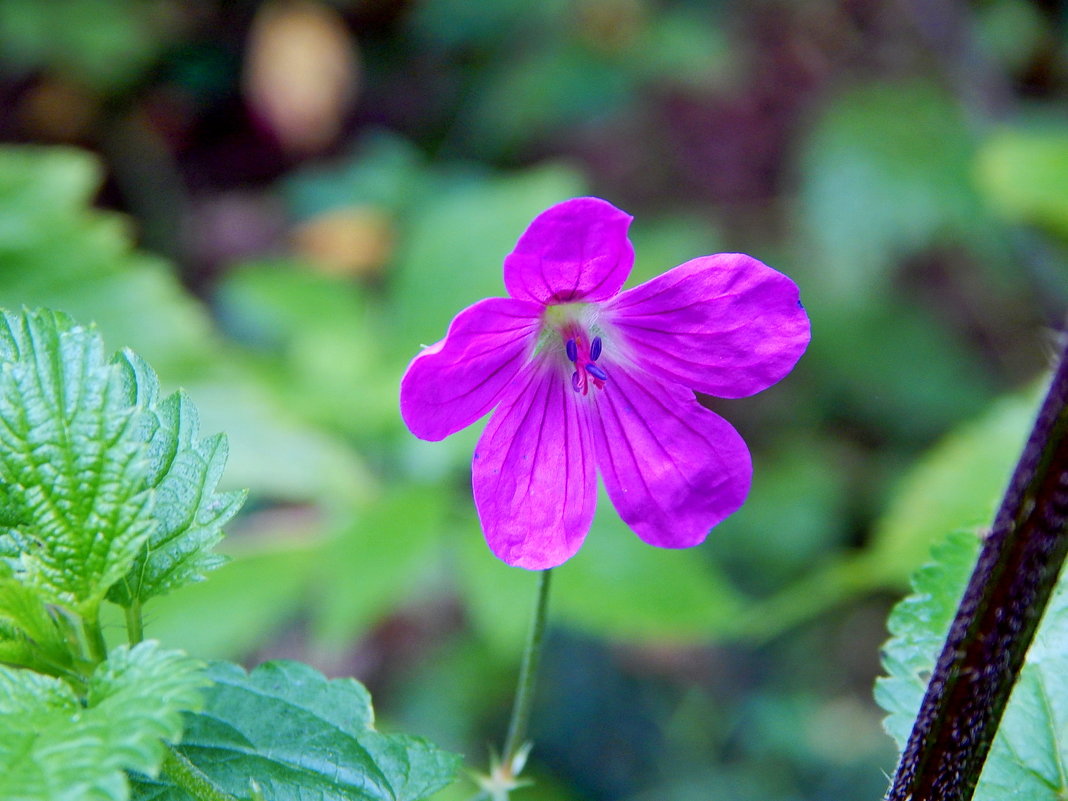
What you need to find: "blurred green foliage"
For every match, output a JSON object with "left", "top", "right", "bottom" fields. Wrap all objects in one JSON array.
[{"left": 1, "top": 0, "right": 1067, "bottom": 798}]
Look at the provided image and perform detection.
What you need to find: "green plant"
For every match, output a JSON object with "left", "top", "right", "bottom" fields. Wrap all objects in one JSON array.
[{"left": 0, "top": 308, "right": 459, "bottom": 801}]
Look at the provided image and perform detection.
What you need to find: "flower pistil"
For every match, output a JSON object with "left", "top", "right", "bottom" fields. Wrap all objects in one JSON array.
[{"left": 565, "top": 332, "right": 606, "bottom": 396}]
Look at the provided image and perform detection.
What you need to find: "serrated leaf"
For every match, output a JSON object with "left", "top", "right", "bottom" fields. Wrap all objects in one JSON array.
[
  {"left": 0, "top": 640, "right": 207, "bottom": 801},
  {"left": 0, "top": 309, "right": 155, "bottom": 613},
  {"left": 875, "top": 531, "right": 1068, "bottom": 799},
  {"left": 108, "top": 352, "right": 245, "bottom": 607},
  {"left": 133, "top": 660, "right": 460, "bottom": 801}
]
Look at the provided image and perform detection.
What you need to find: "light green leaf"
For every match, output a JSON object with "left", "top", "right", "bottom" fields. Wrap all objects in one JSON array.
[
  {"left": 875, "top": 531, "right": 1068, "bottom": 799},
  {"left": 977, "top": 128, "right": 1068, "bottom": 239},
  {"left": 0, "top": 566, "right": 81, "bottom": 678},
  {"left": 134, "top": 660, "right": 460, "bottom": 801},
  {"left": 215, "top": 260, "right": 402, "bottom": 441},
  {"left": 391, "top": 164, "right": 585, "bottom": 358},
  {"left": 0, "top": 640, "right": 206, "bottom": 801},
  {"left": 136, "top": 538, "right": 318, "bottom": 661},
  {"left": 0, "top": 146, "right": 220, "bottom": 381},
  {"left": 0, "top": 309, "right": 154, "bottom": 613},
  {"left": 867, "top": 387, "right": 1039, "bottom": 585},
  {"left": 799, "top": 81, "right": 987, "bottom": 303},
  {"left": 108, "top": 352, "right": 245, "bottom": 607},
  {"left": 310, "top": 487, "right": 447, "bottom": 650}
]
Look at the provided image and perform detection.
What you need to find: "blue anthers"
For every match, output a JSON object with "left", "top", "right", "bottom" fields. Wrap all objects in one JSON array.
[
  {"left": 564, "top": 332, "right": 607, "bottom": 395},
  {"left": 585, "top": 362, "right": 608, "bottom": 381}
]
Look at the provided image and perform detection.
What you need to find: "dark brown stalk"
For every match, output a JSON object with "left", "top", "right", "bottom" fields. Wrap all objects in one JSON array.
[{"left": 885, "top": 335, "right": 1068, "bottom": 801}]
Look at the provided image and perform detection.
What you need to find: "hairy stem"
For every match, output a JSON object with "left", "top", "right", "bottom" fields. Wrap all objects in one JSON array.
[
  {"left": 125, "top": 598, "right": 144, "bottom": 645},
  {"left": 885, "top": 337, "right": 1068, "bottom": 801},
  {"left": 502, "top": 568, "right": 553, "bottom": 773},
  {"left": 161, "top": 744, "right": 239, "bottom": 801}
]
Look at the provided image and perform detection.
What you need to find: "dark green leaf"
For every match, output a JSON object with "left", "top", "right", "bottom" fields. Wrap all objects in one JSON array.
[{"left": 134, "top": 660, "right": 460, "bottom": 801}]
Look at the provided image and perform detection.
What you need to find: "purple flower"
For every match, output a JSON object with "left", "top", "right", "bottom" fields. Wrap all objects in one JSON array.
[{"left": 400, "top": 198, "right": 810, "bottom": 569}]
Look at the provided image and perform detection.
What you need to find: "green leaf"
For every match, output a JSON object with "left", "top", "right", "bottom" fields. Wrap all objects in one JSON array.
[
  {"left": 310, "top": 487, "right": 447, "bottom": 650},
  {"left": 977, "top": 128, "right": 1068, "bottom": 239},
  {"left": 0, "top": 0, "right": 168, "bottom": 90},
  {"left": 108, "top": 352, "right": 245, "bottom": 607},
  {"left": 0, "top": 566, "right": 81, "bottom": 678},
  {"left": 799, "top": 81, "right": 987, "bottom": 303},
  {"left": 0, "top": 640, "right": 206, "bottom": 801},
  {"left": 391, "top": 164, "right": 585, "bottom": 359},
  {"left": 215, "top": 260, "right": 402, "bottom": 442},
  {"left": 135, "top": 538, "right": 318, "bottom": 661},
  {"left": 134, "top": 660, "right": 460, "bottom": 801},
  {"left": 867, "top": 387, "right": 1039, "bottom": 586},
  {"left": 0, "top": 146, "right": 221, "bottom": 381},
  {"left": 875, "top": 531, "right": 1068, "bottom": 799},
  {"left": 0, "top": 309, "right": 154, "bottom": 613}
]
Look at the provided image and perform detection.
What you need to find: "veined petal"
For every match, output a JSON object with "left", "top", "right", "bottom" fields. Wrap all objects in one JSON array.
[
  {"left": 503, "top": 197, "right": 634, "bottom": 305},
  {"left": 606, "top": 254, "right": 810, "bottom": 398},
  {"left": 592, "top": 365, "right": 751, "bottom": 549},
  {"left": 400, "top": 297, "right": 542, "bottom": 441},
  {"left": 472, "top": 357, "right": 597, "bottom": 569}
]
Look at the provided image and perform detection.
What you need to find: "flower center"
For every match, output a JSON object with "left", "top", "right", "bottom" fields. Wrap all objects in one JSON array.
[{"left": 565, "top": 332, "right": 607, "bottom": 396}]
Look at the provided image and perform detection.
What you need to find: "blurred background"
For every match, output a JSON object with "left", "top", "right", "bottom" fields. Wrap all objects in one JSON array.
[{"left": 1, "top": 0, "right": 1067, "bottom": 799}]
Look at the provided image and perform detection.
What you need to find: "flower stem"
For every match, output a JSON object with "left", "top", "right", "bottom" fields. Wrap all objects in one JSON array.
[
  {"left": 502, "top": 567, "right": 553, "bottom": 775},
  {"left": 885, "top": 336, "right": 1068, "bottom": 801},
  {"left": 125, "top": 598, "right": 144, "bottom": 645},
  {"left": 161, "top": 744, "right": 238, "bottom": 801}
]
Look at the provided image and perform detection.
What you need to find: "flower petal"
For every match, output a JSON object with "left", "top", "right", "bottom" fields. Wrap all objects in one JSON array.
[
  {"left": 592, "top": 365, "right": 751, "bottom": 549},
  {"left": 606, "top": 254, "right": 810, "bottom": 398},
  {"left": 400, "top": 297, "right": 542, "bottom": 441},
  {"left": 472, "top": 358, "right": 597, "bottom": 569},
  {"left": 503, "top": 197, "right": 634, "bottom": 304}
]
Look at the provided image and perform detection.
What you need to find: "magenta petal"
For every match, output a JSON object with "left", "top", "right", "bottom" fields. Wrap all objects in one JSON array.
[
  {"left": 592, "top": 365, "right": 751, "bottom": 548},
  {"left": 503, "top": 197, "right": 634, "bottom": 304},
  {"left": 400, "top": 297, "right": 542, "bottom": 441},
  {"left": 606, "top": 254, "right": 811, "bottom": 398},
  {"left": 472, "top": 359, "right": 597, "bottom": 569}
]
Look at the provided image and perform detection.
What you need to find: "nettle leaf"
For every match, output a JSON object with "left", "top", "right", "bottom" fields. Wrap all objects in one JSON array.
[
  {"left": 876, "top": 531, "right": 1068, "bottom": 798},
  {"left": 0, "top": 640, "right": 207, "bottom": 801},
  {"left": 0, "top": 309, "right": 154, "bottom": 613},
  {"left": 108, "top": 352, "right": 245, "bottom": 607},
  {"left": 133, "top": 660, "right": 461, "bottom": 801},
  {"left": 0, "top": 564, "right": 81, "bottom": 678}
]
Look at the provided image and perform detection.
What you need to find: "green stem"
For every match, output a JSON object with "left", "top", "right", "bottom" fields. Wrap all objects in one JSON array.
[
  {"left": 82, "top": 605, "right": 108, "bottom": 664},
  {"left": 501, "top": 568, "right": 553, "bottom": 772},
  {"left": 161, "top": 744, "right": 239, "bottom": 801},
  {"left": 125, "top": 598, "right": 144, "bottom": 645}
]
